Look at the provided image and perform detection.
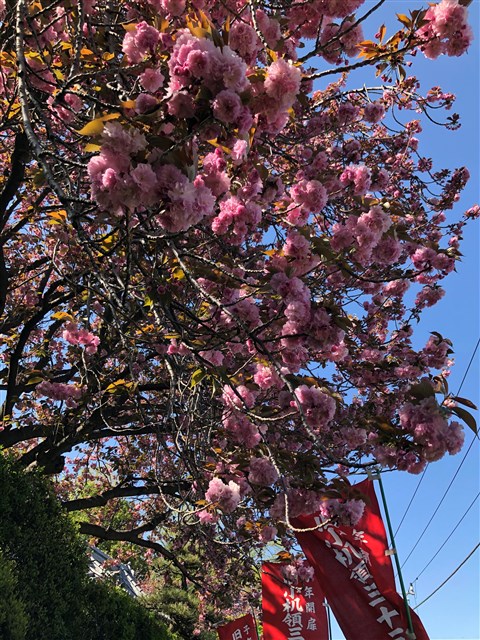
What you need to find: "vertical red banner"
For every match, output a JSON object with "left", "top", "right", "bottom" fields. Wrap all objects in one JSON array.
[
  {"left": 262, "top": 562, "right": 329, "bottom": 640},
  {"left": 292, "top": 479, "right": 430, "bottom": 640},
  {"left": 217, "top": 613, "right": 258, "bottom": 640}
]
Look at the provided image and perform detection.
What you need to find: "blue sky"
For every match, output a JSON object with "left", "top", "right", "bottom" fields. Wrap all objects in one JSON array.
[{"left": 326, "top": 2, "right": 479, "bottom": 639}]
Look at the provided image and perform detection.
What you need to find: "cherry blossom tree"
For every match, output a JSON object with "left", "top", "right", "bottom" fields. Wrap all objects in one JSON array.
[{"left": 0, "top": 0, "right": 477, "bottom": 624}]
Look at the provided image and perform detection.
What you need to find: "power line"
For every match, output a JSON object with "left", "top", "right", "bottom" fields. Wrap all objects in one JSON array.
[
  {"left": 413, "top": 542, "right": 480, "bottom": 610},
  {"left": 393, "top": 466, "right": 428, "bottom": 537},
  {"left": 400, "top": 435, "right": 477, "bottom": 569},
  {"left": 413, "top": 491, "right": 480, "bottom": 581},
  {"left": 393, "top": 337, "right": 479, "bottom": 539},
  {"left": 455, "top": 337, "right": 479, "bottom": 397}
]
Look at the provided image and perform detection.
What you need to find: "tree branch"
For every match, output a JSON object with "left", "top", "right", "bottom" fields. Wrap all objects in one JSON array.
[
  {"left": 0, "top": 131, "right": 30, "bottom": 227},
  {"left": 63, "top": 481, "right": 190, "bottom": 512},
  {"left": 78, "top": 521, "right": 203, "bottom": 588}
]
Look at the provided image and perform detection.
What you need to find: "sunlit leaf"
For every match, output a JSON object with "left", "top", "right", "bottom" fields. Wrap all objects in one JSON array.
[
  {"left": 396, "top": 13, "right": 411, "bottom": 28},
  {"left": 191, "top": 369, "right": 206, "bottom": 388},
  {"left": 84, "top": 143, "right": 102, "bottom": 152},
  {"left": 77, "top": 113, "right": 121, "bottom": 136},
  {"left": 51, "top": 311, "right": 73, "bottom": 321},
  {"left": 172, "top": 267, "right": 185, "bottom": 280},
  {"left": 105, "top": 379, "right": 137, "bottom": 393}
]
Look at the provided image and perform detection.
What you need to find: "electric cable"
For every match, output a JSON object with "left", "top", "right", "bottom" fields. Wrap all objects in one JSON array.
[
  {"left": 400, "top": 435, "right": 476, "bottom": 569},
  {"left": 454, "top": 337, "right": 480, "bottom": 398},
  {"left": 393, "top": 337, "right": 479, "bottom": 538},
  {"left": 393, "top": 466, "right": 428, "bottom": 538},
  {"left": 413, "top": 490, "right": 479, "bottom": 581},
  {"left": 413, "top": 542, "right": 480, "bottom": 610}
]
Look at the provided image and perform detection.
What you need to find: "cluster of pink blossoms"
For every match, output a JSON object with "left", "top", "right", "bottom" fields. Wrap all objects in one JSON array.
[
  {"left": 222, "top": 413, "right": 261, "bottom": 449},
  {"left": 248, "top": 457, "right": 279, "bottom": 486},
  {"left": 205, "top": 477, "right": 241, "bottom": 513},
  {"left": 269, "top": 272, "right": 348, "bottom": 372},
  {"left": 62, "top": 322, "right": 100, "bottom": 354},
  {"left": 212, "top": 195, "right": 262, "bottom": 245},
  {"left": 293, "top": 385, "right": 337, "bottom": 432},
  {"left": 122, "top": 21, "right": 161, "bottom": 64},
  {"left": 399, "top": 396, "right": 464, "bottom": 462},
  {"left": 418, "top": 0, "right": 473, "bottom": 59},
  {"left": 287, "top": 0, "right": 365, "bottom": 40},
  {"left": 330, "top": 205, "right": 400, "bottom": 267},
  {"left": 270, "top": 487, "right": 325, "bottom": 521},
  {"left": 37, "top": 381, "right": 83, "bottom": 408},
  {"left": 88, "top": 123, "right": 215, "bottom": 231},
  {"left": 281, "top": 560, "right": 315, "bottom": 585},
  {"left": 319, "top": 20, "right": 365, "bottom": 64},
  {"left": 318, "top": 498, "right": 366, "bottom": 526}
]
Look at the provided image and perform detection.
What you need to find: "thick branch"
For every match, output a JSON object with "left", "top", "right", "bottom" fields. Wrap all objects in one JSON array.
[
  {"left": 63, "top": 481, "right": 190, "bottom": 512},
  {"left": 78, "top": 521, "right": 203, "bottom": 587},
  {"left": 0, "top": 131, "right": 30, "bottom": 226}
]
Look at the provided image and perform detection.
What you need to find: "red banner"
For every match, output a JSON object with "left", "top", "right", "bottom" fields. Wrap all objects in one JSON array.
[
  {"left": 292, "top": 479, "right": 430, "bottom": 640},
  {"left": 262, "top": 562, "right": 329, "bottom": 640},
  {"left": 217, "top": 613, "right": 258, "bottom": 640}
]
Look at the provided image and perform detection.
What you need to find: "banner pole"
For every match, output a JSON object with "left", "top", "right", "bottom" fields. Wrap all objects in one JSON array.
[
  {"left": 326, "top": 601, "right": 333, "bottom": 640},
  {"left": 376, "top": 473, "right": 417, "bottom": 640}
]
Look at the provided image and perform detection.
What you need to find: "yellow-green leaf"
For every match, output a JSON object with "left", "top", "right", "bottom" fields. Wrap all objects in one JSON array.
[
  {"left": 105, "top": 379, "right": 137, "bottom": 393},
  {"left": 191, "top": 369, "right": 206, "bottom": 388},
  {"left": 51, "top": 310, "right": 73, "bottom": 321},
  {"left": 77, "top": 112, "right": 121, "bottom": 136},
  {"left": 84, "top": 142, "right": 102, "bottom": 153},
  {"left": 172, "top": 267, "right": 185, "bottom": 280}
]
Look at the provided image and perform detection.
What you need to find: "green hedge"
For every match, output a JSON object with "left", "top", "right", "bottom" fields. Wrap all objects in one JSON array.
[
  {"left": 0, "top": 456, "right": 174, "bottom": 640},
  {"left": 0, "top": 549, "right": 28, "bottom": 640}
]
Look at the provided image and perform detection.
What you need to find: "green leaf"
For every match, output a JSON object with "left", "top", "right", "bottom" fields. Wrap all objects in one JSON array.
[
  {"left": 409, "top": 379, "right": 435, "bottom": 400},
  {"left": 451, "top": 396, "right": 478, "bottom": 410},
  {"left": 190, "top": 369, "right": 206, "bottom": 388},
  {"left": 143, "top": 295, "right": 154, "bottom": 309},
  {"left": 451, "top": 406, "right": 478, "bottom": 434}
]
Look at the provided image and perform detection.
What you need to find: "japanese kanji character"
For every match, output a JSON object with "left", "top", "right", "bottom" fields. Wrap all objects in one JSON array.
[
  {"left": 342, "top": 540, "right": 365, "bottom": 563},
  {"left": 283, "top": 588, "right": 304, "bottom": 612},
  {"left": 305, "top": 602, "right": 316, "bottom": 614},
  {"left": 283, "top": 612, "right": 303, "bottom": 628},
  {"left": 307, "top": 618, "right": 317, "bottom": 631},
  {"left": 350, "top": 559, "right": 373, "bottom": 584},
  {"left": 352, "top": 529, "right": 368, "bottom": 544},
  {"left": 333, "top": 545, "right": 357, "bottom": 567},
  {"left": 303, "top": 586, "right": 314, "bottom": 599},
  {"left": 377, "top": 606, "right": 400, "bottom": 629},
  {"left": 287, "top": 631, "right": 305, "bottom": 640},
  {"left": 323, "top": 526, "right": 346, "bottom": 548}
]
